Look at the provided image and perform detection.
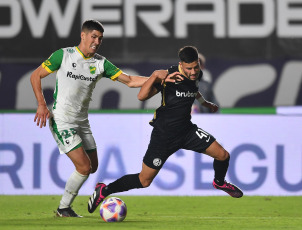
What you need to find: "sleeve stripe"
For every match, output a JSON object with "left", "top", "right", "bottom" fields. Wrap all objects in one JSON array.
[
  {"left": 110, "top": 70, "right": 123, "bottom": 81},
  {"left": 42, "top": 63, "right": 54, "bottom": 73}
]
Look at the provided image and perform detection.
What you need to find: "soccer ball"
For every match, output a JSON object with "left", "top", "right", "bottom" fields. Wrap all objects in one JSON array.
[{"left": 99, "top": 197, "right": 127, "bottom": 222}]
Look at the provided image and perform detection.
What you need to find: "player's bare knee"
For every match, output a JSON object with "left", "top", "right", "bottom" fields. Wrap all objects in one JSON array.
[
  {"left": 77, "top": 165, "right": 91, "bottom": 176},
  {"left": 217, "top": 149, "right": 229, "bottom": 161},
  {"left": 140, "top": 179, "right": 153, "bottom": 188}
]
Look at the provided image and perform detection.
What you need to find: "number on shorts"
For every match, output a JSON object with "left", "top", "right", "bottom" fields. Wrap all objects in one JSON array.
[
  {"left": 61, "top": 128, "right": 77, "bottom": 139},
  {"left": 196, "top": 128, "right": 209, "bottom": 139}
]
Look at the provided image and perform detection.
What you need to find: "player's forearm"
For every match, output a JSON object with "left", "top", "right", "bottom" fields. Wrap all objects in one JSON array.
[
  {"left": 137, "top": 73, "right": 159, "bottom": 101},
  {"left": 128, "top": 70, "right": 166, "bottom": 87},
  {"left": 197, "top": 92, "right": 219, "bottom": 113},
  {"left": 30, "top": 72, "right": 47, "bottom": 106},
  {"left": 196, "top": 92, "right": 206, "bottom": 104},
  {"left": 125, "top": 75, "right": 148, "bottom": 88},
  {"left": 196, "top": 92, "right": 216, "bottom": 109}
]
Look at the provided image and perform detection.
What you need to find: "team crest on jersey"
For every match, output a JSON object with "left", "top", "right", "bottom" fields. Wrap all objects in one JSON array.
[
  {"left": 89, "top": 66, "right": 96, "bottom": 74},
  {"left": 67, "top": 48, "right": 75, "bottom": 53},
  {"left": 153, "top": 158, "right": 162, "bottom": 167}
]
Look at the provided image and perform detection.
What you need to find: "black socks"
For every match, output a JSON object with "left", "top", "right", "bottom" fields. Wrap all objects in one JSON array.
[
  {"left": 101, "top": 157, "right": 230, "bottom": 196},
  {"left": 213, "top": 156, "right": 230, "bottom": 186},
  {"left": 102, "top": 173, "right": 143, "bottom": 197}
]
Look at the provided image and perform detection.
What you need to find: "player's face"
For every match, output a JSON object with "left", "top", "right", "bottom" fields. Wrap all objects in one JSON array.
[
  {"left": 81, "top": 30, "right": 103, "bottom": 57},
  {"left": 180, "top": 60, "right": 200, "bottom": 81}
]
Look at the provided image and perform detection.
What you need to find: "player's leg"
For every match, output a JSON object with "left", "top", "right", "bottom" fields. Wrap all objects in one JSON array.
[
  {"left": 183, "top": 124, "right": 243, "bottom": 198},
  {"left": 68, "top": 146, "right": 92, "bottom": 175},
  {"left": 88, "top": 128, "right": 167, "bottom": 213},
  {"left": 204, "top": 141, "right": 243, "bottom": 198},
  {"left": 60, "top": 126, "right": 98, "bottom": 215},
  {"left": 204, "top": 140, "right": 229, "bottom": 183},
  {"left": 49, "top": 118, "right": 92, "bottom": 217},
  {"left": 106, "top": 162, "right": 159, "bottom": 195},
  {"left": 57, "top": 146, "right": 91, "bottom": 217},
  {"left": 88, "top": 162, "right": 159, "bottom": 213},
  {"left": 139, "top": 162, "right": 160, "bottom": 187},
  {"left": 81, "top": 125, "right": 98, "bottom": 174},
  {"left": 86, "top": 149, "right": 98, "bottom": 174}
]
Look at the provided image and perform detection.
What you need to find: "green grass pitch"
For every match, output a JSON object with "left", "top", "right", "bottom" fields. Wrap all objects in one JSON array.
[{"left": 0, "top": 195, "right": 301, "bottom": 230}]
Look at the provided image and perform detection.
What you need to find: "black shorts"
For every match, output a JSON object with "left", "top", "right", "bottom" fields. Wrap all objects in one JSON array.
[{"left": 143, "top": 124, "right": 216, "bottom": 170}]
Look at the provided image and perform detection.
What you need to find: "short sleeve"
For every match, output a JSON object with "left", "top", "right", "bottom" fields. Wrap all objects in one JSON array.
[
  {"left": 42, "top": 49, "right": 63, "bottom": 73},
  {"left": 103, "top": 59, "right": 122, "bottom": 80},
  {"left": 154, "top": 82, "right": 163, "bottom": 91},
  {"left": 168, "top": 65, "right": 178, "bottom": 74}
]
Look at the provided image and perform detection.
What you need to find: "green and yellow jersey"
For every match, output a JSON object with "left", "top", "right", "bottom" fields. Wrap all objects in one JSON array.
[{"left": 42, "top": 46, "right": 122, "bottom": 122}]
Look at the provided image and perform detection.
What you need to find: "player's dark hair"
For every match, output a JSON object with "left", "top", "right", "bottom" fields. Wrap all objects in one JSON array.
[
  {"left": 82, "top": 19, "right": 104, "bottom": 33},
  {"left": 178, "top": 46, "right": 199, "bottom": 63}
]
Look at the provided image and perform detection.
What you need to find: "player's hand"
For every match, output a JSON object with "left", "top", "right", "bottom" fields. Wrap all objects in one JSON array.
[
  {"left": 164, "top": 72, "right": 184, "bottom": 83},
  {"left": 202, "top": 101, "right": 219, "bottom": 113},
  {"left": 34, "top": 104, "right": 50, "bottom": 128},
  {"left": 208, "top": 102, "right": 219, "bottom": 113}
]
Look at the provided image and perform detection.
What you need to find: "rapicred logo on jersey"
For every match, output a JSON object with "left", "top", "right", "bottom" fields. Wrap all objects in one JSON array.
[{"left": 66, "top": 71, "right": 97, "bottom": 82}]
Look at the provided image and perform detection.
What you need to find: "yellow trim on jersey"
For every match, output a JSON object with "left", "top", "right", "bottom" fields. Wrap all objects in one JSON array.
[
  {"left": 76, "top": 46, "right": 92, "bottom": 60},
  {"left": 42, "top": 62, "right": 54, "bottom": 73},
  {"left": 162, "top": 82, "right": 166, "bottom": 106},
  {"left": 178, "top": 64, "right": 187, "bottom": 77},
  {"left": 110, "top": 70, "right": 123, "bottom": 81}
]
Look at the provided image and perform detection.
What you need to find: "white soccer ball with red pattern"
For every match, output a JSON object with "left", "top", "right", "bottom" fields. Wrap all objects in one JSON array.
[{"left": 99, "top": 197, "right": 127, "bottom": 222}]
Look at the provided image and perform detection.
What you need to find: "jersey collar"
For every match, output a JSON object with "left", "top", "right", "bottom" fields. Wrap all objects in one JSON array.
[
  {"left": 76, "top": 46, "right": 93, "bottom": 60},
  {"left": 178, "top": 64, "right": 188, "bottom": 79}
]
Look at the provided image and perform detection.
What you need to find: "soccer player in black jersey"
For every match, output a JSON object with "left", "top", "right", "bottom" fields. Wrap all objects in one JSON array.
[{"left": 88, "top": 46, "right": 243, "bottom": 213}]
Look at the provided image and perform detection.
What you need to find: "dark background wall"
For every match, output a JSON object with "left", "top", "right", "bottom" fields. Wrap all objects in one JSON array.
[{"left": 1, "top": 0, "right": 302, "bottom": 109}]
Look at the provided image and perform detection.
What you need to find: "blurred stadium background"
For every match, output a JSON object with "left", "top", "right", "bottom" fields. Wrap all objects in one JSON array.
[{"left": 0, "top": 0, "right": 302, "bottom": 197}]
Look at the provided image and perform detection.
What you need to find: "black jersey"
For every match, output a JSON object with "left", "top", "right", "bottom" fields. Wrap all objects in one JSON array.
[{"left": 149, "top": 65, "right": 203, "bottom": 133}]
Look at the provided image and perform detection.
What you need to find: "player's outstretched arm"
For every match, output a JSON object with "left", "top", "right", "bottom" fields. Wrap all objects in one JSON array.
[
  {"left": 137, "top": 70, "right": 183, "bottom": 101},
  {"left": 30, "top": 66, "right": 51, "bottom": 128},
  {"left": 116, "top": 73, "right": 148, "bottom": 88},
  {"left": 117, "top": 70, "right": 183, "bottom": 88},
  {"left": 137, "top": 70, "right": 163, "bottom": 101},
  {"left": 196, "top": 92, "right": 219, "bottom": 113}
]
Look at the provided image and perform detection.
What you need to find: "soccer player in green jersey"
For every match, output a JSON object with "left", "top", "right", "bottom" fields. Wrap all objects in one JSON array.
[{"left": 30, "top": 19, "right": 168, "bottom": 217}]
